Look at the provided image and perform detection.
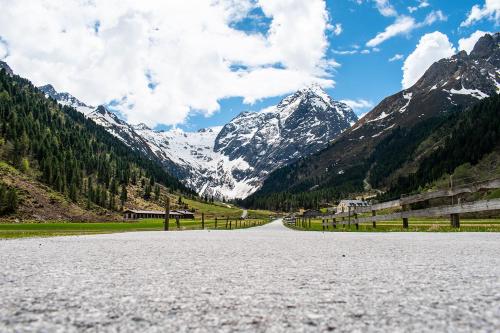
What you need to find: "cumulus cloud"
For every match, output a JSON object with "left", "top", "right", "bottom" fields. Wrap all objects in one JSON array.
[
  {"left": 340, "top": 99, "right": 374, "bottom": 111},
  {"left": 458, "top": 30, "right": 492, "bottom": 54},
  {"left": 0, "top": 0, "right": 335, "bottom": 127},
  {"left": 402, "top": 31, "right": 456, "bottom": 89},
  {"left": 366, "top": 10, "right": 446, "bottom": 47},
  {"left": 461, "top": 0, "right": 500, "bottom": 27},
  {"left": 389, "top": 54, "right": 404, "bottom": 62}
]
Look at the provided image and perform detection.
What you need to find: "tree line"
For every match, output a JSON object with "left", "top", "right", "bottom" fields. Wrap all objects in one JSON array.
[{"left": 0, "top": 68, "right": 194, "bottom": 215}]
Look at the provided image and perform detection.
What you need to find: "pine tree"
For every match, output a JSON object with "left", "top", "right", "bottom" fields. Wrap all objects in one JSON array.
[
  {"left": 144, "top": 184, "right": 152, "bottom": 200},
  {"left": 154, "top": 184, "right": 160, "bottom": 201},
  {"left": 120, "top": 184, "right": 127, "bottom": 209}
]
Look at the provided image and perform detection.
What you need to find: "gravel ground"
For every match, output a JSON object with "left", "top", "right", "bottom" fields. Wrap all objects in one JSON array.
[{"left": 1, "top": 220, "right": 499, "bottom": 332}]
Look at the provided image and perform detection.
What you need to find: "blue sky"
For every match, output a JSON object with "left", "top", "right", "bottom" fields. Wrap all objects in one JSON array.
[{"left": 172, "top": 0, "right": 498, "bottom": 131}]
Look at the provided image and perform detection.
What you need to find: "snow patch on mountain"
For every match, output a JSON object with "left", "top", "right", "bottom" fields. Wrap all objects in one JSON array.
[{"left": 447, "top": 86, "right": 490, "bottom": 99}]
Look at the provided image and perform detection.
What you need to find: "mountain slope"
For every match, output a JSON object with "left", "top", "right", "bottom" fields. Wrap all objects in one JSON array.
[
  {"left": 41, "top": 83, "right": 357, "bottom": 199},
  {"left": 243, "top": 32, "right": 500, "bottom": 210},
  {"left": 0, "top": 68, "right": 192, "bottom": 219}
]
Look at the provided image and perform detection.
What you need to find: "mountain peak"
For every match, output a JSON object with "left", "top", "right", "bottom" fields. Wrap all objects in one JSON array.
[
  {"left": 39, "top": 84, "right": 92, "bottom": 111},
  {"left": 471, "top": 32, "right": 500, "bottom": 59},
  {"left": 39, "top": 84, "right": 58, "bottom": 97},
  {"left": 300, "top": 83, "right": 328, "bottom": 95},
  {"left": 0, "top": 60, "right": 13, "bottom": 75},
  {"left": 132, "top": 123, "right": 151, "bottom": 131}
]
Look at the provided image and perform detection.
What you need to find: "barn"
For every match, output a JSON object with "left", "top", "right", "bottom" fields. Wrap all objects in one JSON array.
[{"left": 123, "top": 209, "right": 194, "bottom": 220}]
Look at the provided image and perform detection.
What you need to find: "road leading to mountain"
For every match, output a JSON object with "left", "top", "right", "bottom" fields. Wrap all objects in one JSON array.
[{"left": 1, "top": 221, "right": 499, "bottom": 332}]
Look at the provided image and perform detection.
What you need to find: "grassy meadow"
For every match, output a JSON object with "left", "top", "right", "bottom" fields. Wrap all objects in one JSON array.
[
  {"left": 286, "top": 217, "right": 500, "bottom": 232},
  {"left": 0, "top": 217, "right": 271, "bottom": 239}
]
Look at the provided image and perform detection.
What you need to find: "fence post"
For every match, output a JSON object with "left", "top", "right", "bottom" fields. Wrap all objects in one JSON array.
[
  {"left": 322, "top": 219, "right": 325, "bottom": 231},
  {"left": 201, "top": 213, "right": 205, "bottom": 230},
  {"left": 333, "top": 218, "right": 337, "bottom": 229},
  {"left": 164, "top": 197, "right": 170, "bottom": 231},
  {"left": 402, "top": 204, "right": 409, "bottom": 229},
  {"left": 348, "top": 206, "right": 351, "bottom": 227},
  {"left": 215, "top": 217, "right": 218, "bottom": 229},
  {"left": 450, "top": 213, "right": 460, "bottom": 228},
  {"left": 230, "top": 220, "right": 232, "bottom": 230},
  {"left": 354, "top": 212, "right": 359, "bottom": 230},
  {"left": 372, "top": 210, "right": 376, "bottom": 228},
  {"left": 176, "top": 216, "right": 180, "bottom": 229}
]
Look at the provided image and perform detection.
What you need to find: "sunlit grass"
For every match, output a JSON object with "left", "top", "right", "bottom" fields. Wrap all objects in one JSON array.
[{"left": 0, "top": 218, "right": 270, "bottom": 239}]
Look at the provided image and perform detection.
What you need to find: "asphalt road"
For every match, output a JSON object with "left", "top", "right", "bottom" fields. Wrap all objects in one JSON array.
[{"left": 1, "top": 220, "right": 499, "bottom": 332}]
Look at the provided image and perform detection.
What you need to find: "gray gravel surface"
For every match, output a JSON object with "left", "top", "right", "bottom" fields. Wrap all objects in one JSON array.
[{"left": 1, "top": 220, "right": 499, "bottom": 332}]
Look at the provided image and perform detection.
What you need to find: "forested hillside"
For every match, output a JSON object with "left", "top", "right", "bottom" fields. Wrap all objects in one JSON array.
[
  {"left": 0, "top": 68, "right": 192, "bottom": 218},
  {"left": 242, "top": 93, "right": 500, "bottom": 211}
]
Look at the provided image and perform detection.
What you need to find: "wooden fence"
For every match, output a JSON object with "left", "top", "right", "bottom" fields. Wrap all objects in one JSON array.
[{"left": 286, "top": 178, "right": 500, "bottom": 229}]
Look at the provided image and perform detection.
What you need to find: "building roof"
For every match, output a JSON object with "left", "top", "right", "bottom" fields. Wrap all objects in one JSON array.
[
  {"left": 175, "top": 210, "right": 195, "bottom": 215},
  {"left": 124, "top": 209, "right": 182, "bottom": 215},
  {"left": 338, "top": 200, "right": 369, "bottom": 207}
]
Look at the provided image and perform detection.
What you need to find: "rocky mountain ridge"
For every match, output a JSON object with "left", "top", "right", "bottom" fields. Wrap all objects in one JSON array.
[
  {"left": 245, "top": 32, "right": 500, "bottom": 206},
  {"left": 39, "top": 83, "right": 357, "bottom": 199}
]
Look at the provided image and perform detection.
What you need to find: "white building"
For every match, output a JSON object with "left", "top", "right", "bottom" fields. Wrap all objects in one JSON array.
[{"left": 337, "top": 200, "right": 369, "bottom": 213}]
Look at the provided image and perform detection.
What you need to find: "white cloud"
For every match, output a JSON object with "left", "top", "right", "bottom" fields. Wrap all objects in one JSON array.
[
  {"left": 0, "top": 0, "right": 335, "bottom": 127},
  {"left": 458, "top": 30, "right": 492, "bottom": 54},
  {"left": 374, "top": 0, "right": 398, "bottom": 17},
  {"left": 423, "top": 10, "right": 446, "bottom": 25},
  {"left": 389, "top": 54, "right": 404, "bottom": 62},
  {"left": 366, "top": 16, "right": 416, "bottom": 47},
  {"left": 408, "top": 0, "right": 430, "bottom": 13},
  {"left": 402, "top": 31, "right": 456, "bottom": 89},
  {"left": 461, "top": 0, "right": 500, "bottom": 27},
  {"left": 366, "top": 10, "right": 446, "bottom": 47},
  {"left": 332, "top": 50, "right": 358, "bottom": 55},
  {"left": 333, "top": 23, "right": 343, "bottom": 36},
  {"left": 340, "top": 99, "right": 374, "bottom": 111},
  {"left": 353, "top": 0, "right": 397, "bottom": 17}
]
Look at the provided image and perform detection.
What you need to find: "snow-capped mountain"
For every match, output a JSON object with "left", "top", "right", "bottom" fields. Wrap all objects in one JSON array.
[
  {"left": 38, "top": 83, "right": 356, "bottom": 199},
  {"left": 355, "top": 32, "right": 500, "bottom": 135},
  {"left": 40, "top": 84, "right": 94, "bottom": 115},
  {"left": 40, "top": 85, "right": 160, "bottom": 159},
  {"left": 328, "top": 32, "right": 500, "bottom": 170},
  {"left": 248, "top": 33, "right": 500, "bottom": 199},
  {"left": 134, "top": 85, "right": 357, "bottom": 198}
]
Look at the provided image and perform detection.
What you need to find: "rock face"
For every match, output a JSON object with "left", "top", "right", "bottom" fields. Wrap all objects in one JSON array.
[
  {"left": 37, "top": 83, "right": 356, "bottom": 199},
  {"left": 215, "top": 85, "right": 357, "bottom": 171}
]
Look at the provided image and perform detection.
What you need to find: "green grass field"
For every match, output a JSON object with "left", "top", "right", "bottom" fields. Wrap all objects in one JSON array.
[
  {"left": 0, "top": 218, "right": 270, "bottom": 239},
  {"left": 286, "top": 218, "right": 500, "bottom": 232},
  {"left": 182, "top": 198, "right": 275, "bottom": 219}
]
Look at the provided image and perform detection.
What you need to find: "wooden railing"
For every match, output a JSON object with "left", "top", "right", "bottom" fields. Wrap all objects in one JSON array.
[{"left": 287, "top": 178, "right": 500, "bottom": 229}]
